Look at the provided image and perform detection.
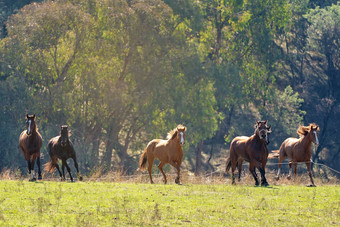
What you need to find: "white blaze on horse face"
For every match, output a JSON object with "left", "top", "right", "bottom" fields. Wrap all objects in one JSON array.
[
  {"left": 27, "top": 120, "right": 32, "bottom": 134},
  {"left": 179, "top": 132, "right": 184, "bottom": 145},
  {"left": 313, "top": 131, "right": 319, "bottom": 145}
]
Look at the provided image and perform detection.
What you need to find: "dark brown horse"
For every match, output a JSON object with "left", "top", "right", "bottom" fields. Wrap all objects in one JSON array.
[
  {"left": 44, "top": 125, "right": 82, "bottom": 182},
  {"left": 138, "top": 125, "right": 186, "bottom": 184},
  {"left": 228, "top": 125, "right": 272, "bottom": 182},
  {"left": 226, "top": 121, "right": 271, "bottom": 186},
  {"left": 19, "top": 114, "right": 43, "bottom": 181},
  {"left": 274, "top": 123, "right": 319, "bottom": 186}
]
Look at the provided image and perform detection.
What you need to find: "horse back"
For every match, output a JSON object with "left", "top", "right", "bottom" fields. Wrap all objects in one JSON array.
[
  {"left": 280, "top": 137, "right": 299, "bottom": 158},
  {"left": 229, "top": 136, "right": 249, "bottom": 160}
]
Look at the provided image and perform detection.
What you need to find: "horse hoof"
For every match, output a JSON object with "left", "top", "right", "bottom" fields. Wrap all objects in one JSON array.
[
  {"left": 175, "top": 178, "right": 180, "bottom": 184},
  {"left": 287, "top": 176, "right": 291, "bottom": 180},
  {"left": 29, "top": 178, "right": 36, "bottom": 182},
  {"left": 261, "top": 182, "right": 269, "bottom": 187},
  {"left": 78, "top": 176, "right": 83, "bottom": 181},
  {"left": 274, "top": 176, "right": 279, "bottom": 181},
  {"left": 38, "top": 175, "right": 42, "bottom": 180},
  {"left": 307, "top": 184, "right": 316, "bottom": 187}
]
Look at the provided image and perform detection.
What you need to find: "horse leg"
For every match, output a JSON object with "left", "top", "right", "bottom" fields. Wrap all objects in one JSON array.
[
  {"left": 231, "top": 160, "right": 237, "bottom": 185},
  {"left": 259, "top": 162, "right": 269, "bottom": 186},
  {"left": 61, "top": 160, "right": 66, "bottom": 181},
  {"left": 147, "top": 157, "right": 154, "bottom": 184},
  {"left": 27, "top": 159, "right": 32, "bottom": 175},
  {"left": 72, "top": 155, "right": 83, "bottom": 181},
  {"left": 37, "top": 156, "right": 42, "bottom": 180},
  {"left": 169, "top": 160, "right": 181, "bottom": 184},
  {"left": 64, "top": 160, "right": 73, "bottom": 182},
  {"left": 249, "top": 162, "right": 259, "bottom": 186},
  {"left": 158, "top": 162, "right": 167, "bottom": 184},
  {"left": 30, "top": 157, "right": 37, "bottom": 181},
  {"left": 237, "top": 160, "right": 243, "bottom": 182},
  {"left": 275, "top": 153, "right": 286, "bottom": 180},
  {"left": 55, "top": 163, "right": 63, "bottom": 180},
  {"left": 293, "top": 162, "right": 297, "bottom": 181},
  {"left": 306, "top": 162, "right": 316, "bottom": 187},
  {"left": 287, "top": 162, "right": 292, "bottom": 180}
]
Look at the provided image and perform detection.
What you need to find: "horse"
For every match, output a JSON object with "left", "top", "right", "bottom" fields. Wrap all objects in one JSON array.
[
  {"left": 226, "top": 120, "right": 271, "bottom": 186},
  {"left": 274, "top": 123, "right": 319, "bottom": 186},
  {"left": 19, "top": 114, "right": 43, "bottom": 181},
  {"left": 44, "top": 125, "right": 82, "bottom": 182},
  {"left": 227, "top": 125, "right": 271, "bottom": 182},
  {"left": 138, "top": 125, "right": 186, "bottom": 184}
]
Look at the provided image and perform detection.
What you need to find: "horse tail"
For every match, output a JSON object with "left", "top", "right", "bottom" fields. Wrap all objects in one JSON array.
[
  {"left": 226, "top": 157, "right": 231, "bottom": 173},
  {"left": 44, "top": 160, "right": 56, "bottom": 173},
  {"left": 268, "top": 150, "right": 280, "bottom": 159},
  {"left": 43, "top": 142, "right": 57, "bottom": 173},
  {"left": 138, "top": 141, "right": 157, "bottom": 171},
  {"left": 138, "top": 149, "right": 148, "bottom": 171}
]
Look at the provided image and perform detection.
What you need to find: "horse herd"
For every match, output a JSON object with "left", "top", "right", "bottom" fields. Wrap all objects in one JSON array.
[{"left": 18, "top": 115, "right": 319, "bottom": 187}]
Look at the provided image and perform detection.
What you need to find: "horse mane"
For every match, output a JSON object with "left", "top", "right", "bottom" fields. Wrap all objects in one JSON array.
[
  {"left": 297, "top": 123, "right": 319, "bottom": 137},
  {"left": 167, "top": 128, "right": 178, "bottom": 140},
  {"left": 166, "top": 124, "right": 186, "bottom": 140}
]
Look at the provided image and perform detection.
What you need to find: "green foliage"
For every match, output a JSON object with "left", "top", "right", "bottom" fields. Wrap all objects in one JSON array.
[
  {"left": 0, "top": 0, "right": 339, "bottom": 173},
  {"left": 0, "top": 181, "right": 338, "bottom": 226}
]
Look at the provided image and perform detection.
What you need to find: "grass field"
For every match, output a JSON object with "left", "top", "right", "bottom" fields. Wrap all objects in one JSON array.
[{"left": 0, "top": 175, "right": 339, "bottom": 226}]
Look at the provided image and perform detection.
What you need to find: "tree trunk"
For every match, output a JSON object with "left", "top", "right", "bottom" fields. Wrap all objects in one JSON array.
[{"left": 195, "top": 140, "right": 203, "bottom": 176}]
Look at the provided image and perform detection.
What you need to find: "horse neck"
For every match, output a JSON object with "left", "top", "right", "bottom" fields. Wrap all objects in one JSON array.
[
  {"left": 300, "top": 133, "right": 313, "bottom": 152},
  {"left": 168, "top": 138, "right": 182, "bottom": 152},
  {"left": 251, "top": 132, "right": 266, "bottom": 149}
]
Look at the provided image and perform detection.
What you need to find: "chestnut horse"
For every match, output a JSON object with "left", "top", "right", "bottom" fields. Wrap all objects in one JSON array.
[
  {"left": 44, "top": 125, "right": 82, "bottom": 182},
  {"left": 226, "top": 121, "right": 271, "bottom": 186},
  {"left": 274, "top": 123, "right": 319, "bottom": 186},
  {"left": 19, "top": 114, "right": 43, "bottom": 181},
  {"left": 138, "top": 125, "right": 186, "bottom": 184}
]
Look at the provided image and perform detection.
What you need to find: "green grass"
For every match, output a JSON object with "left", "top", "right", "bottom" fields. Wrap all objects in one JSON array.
[{"left": 0, "top": 180, "right": 339, "bottom": 226}]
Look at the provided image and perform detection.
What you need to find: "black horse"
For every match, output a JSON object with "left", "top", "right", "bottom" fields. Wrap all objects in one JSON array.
[{"left": 44, "top": 125, "right": 82, "bottom": 182}]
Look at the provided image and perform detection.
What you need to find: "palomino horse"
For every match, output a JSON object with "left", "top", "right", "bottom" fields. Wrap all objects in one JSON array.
[
  {"left": 226, "top": 121, "right": 271, "bottom": 186},
  {"left": 274, "top": 123, "right": 319, "bottom": 186},
  {"left": 44, "top": 125, "right": 82, "bottom": 182},
  {"left": 19, "top": 114, "right": 43, "bottom": 181},
  {"left": 138, "top": 125, "right": 186, "bottom": 184}
]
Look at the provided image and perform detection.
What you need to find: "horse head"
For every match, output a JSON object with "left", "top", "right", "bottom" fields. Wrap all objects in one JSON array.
[
  {"left": 255, "top": 120, "right": 270, "bottom": 143},
  {"left": 310, "top": 124, "right": 319, "bottom": 145},
  {"left": 177, "top": 125, "right": 186, "bottom": 146},
  {"left": 26, "top": 114, "right": 36, "bottom": 136},
  {"left": 60, "top": 125, "right": 69, "bottom": 147}
]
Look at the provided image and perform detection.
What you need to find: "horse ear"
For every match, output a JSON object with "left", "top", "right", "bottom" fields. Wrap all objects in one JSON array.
[
  {"left": 264, "top": 120, "right": 267, "bottom": 125},
  {"left": 256, "top": 121, "right": 260, "bottom": 125},
  {"left": 26, "top": 114, "right": 29, "bottom": 119},
  {"left": 184, "top": 126, "right": 187, "bottom": 132},
  {"left": 33, "top": 114, "right": 36, "bottom": 119},
  {"left": 267, "top": 125, "right": 271, "bottom": 132}
]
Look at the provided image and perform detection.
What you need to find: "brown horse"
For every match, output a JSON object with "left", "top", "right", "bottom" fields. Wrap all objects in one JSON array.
[
  {"left": 44, "top": 125, "right": 82, "bottom": 182},
  {"left": 227, "top": 125, "right": 272, "bottom": 182},
  {"left": 274, "top": 123, "right": 319, "bottom": 186},
  {"left": 19, "top": 114, "right": 43, "bottom": 181},
  {"left": 226, "top": 120, "right": 271, "bottom": 186},
  {"left": 138, "top": 125, "right": 186, "bottom": 184}
]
